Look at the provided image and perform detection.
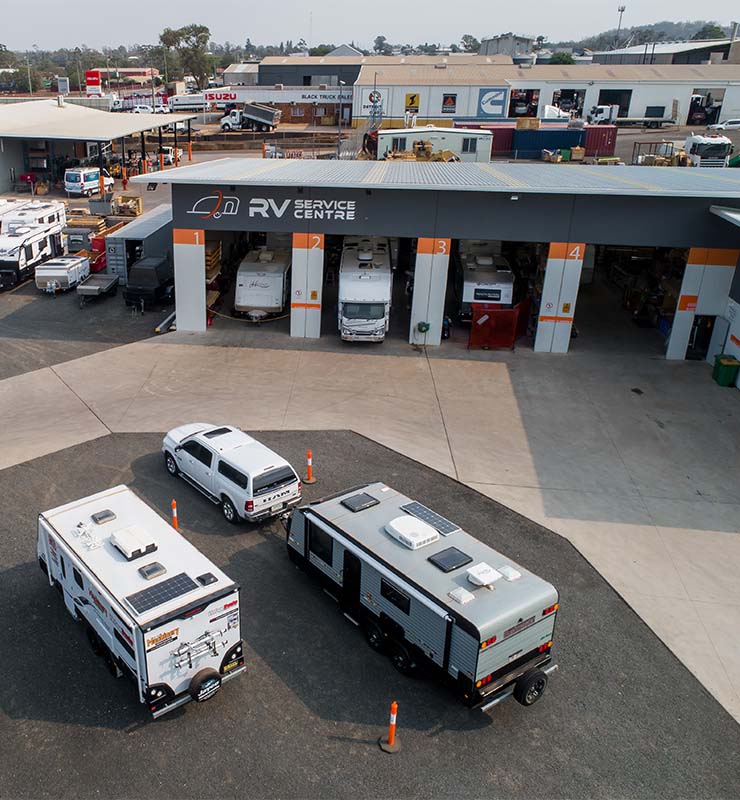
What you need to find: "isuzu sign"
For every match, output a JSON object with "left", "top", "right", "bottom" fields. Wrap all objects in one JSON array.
[{"left": 204, "top": 91, "right": 237, "bottom": 102}]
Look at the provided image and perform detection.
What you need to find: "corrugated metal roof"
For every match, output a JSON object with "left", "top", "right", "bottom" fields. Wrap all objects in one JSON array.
[
  {"left": 355, "top": 62, "right": 740, "bottom": 85},
  {"left": 259, "top": 54, "right": 514, "bottom": 66},
  {"left": 106, "top": 204, "right": 172, "bottom": 240},
  {"left": 131, "top": 158, "right": 740, "bottom": 199},
  {"left": 0, "top": 99, "right": 196, "bottom": 141},
  {"left": 592, "top": 39, "right": 731, "bottom": 56},
  {"left": 224, "top": 63, "right": 259, "bottom": 74}
]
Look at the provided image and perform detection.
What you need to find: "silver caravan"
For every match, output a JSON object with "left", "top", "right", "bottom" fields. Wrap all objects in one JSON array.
[
  {"left": 3, "top": 200, "right": 66, "bottom": 230},
  {"left": 234, "top": 248, "right": 291, "bottom": 317},
  {"left": 0, "top": 223, "right": 64, "bottom": 290},
  {"left": 37, "top": 485, "right": 245, "bottom": 718},
  {"left": 285, "top": 483, "right": 559, "bottom": 710},
  {"left": 457, "top": 240, "right": 514, "bottom": 321}
]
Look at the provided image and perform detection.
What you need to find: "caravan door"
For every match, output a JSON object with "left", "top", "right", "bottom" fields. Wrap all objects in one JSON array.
[{"left": 342, "top": 551, "right": 362, "bottom": 615}]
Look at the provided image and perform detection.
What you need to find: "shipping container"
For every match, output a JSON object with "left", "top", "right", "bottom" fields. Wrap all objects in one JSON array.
[
  {"left": 584, "top": 125, "right": 617, "bottom": 157},
  {"left": 512, "top": 129, "right": 585, "bottom": 159},
  {"left": 490, "top": 127, "right": 515, "bottom": 154}
]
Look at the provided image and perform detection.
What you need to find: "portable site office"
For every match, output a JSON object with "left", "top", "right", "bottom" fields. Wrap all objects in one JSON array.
[
  {"left": 37, "top": 485, "right": 245, "bottom": 717},
  {"left": 286, "top": 482, "right": 559, "bottom": 710}
]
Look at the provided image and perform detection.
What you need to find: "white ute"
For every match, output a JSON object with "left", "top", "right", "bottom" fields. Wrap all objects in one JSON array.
[
  {"left": 162, "top": 424, "right": 302, "bottom": 523},
  {"left": 37, "top": 485, "right": 245, "bottom": 717}
]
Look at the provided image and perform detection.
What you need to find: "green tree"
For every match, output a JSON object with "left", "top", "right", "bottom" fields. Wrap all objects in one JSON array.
[
  {"left": 373, "top": 35, "right": 392, "bottom": 55},
  {"left": 460, "top": 34, "right": 480, "bottom": 53},
  {"left": 534, "top": 35, "right": 547, "bottom": 51},
  {"left": 691, "top": 23, "right": 726, "bottom": 40},
  {"left": 309, "top": 44, "right": 336, "bottom": 56},
  {"left": 549, "top": 51, "right": 576, "bottom": 64},
  {"left": 0, "top": 44, "right": 17, "bottom": 68},
  {"left": 160, "top": 24, "right": 212, "bottom": 89},
  {"left": 10, "top": 66, "right": 43, "bottom": 92}
]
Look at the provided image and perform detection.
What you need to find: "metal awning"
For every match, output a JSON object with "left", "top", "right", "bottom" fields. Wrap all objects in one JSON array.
[
  {"left": 0, "top": 98, "right": 196, "bottom": 142},
  {"left": 711, "top": 205, "right": 740, "bottom": 227}
]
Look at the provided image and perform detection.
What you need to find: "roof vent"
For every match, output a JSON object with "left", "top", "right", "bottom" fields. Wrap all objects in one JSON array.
[
  {"left": 357, "top": 249, "right": 373, "bottom": 262},
  {"left": 498, "top": 564, "right": 522, "bottom": 581},
  {"left": 385, "top": 516, "right": 440, "bottom": 550},
  {"left": 111, "top": 525, "right": 158, "bottom": 562},
  {"left": 449, "top": 586, "right": 475, "bottom": 605},
  {"left": 258, "top": 249, "right": 274, "bottom": 263},
  {"left": 475, "top": 255, "right": 493, "bottom": 266},
  {"left": 467, "top": 562, "right": 503, "bottom": 587}
]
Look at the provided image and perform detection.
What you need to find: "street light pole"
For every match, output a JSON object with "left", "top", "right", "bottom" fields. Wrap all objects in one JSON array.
[
  {"left": 26, "top": 52, "right": 32, "bottom": 93},
  {"left": 74, "top": 47, "right": 82, "bottom": 96},
  {"left": 337, "top": 80, "right": 345, "bottom": 159}
]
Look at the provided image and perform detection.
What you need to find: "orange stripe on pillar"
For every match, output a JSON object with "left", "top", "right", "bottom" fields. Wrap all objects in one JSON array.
[
  {"left": 417, "top": 238, "right": 450, "bottom": 255},
  {"left": 173, "top": 228, "right": 204, "bottom": 245},
  {"left": 293, "top": 233, "right": 325, "bottom": 249},
  {"left": 705, "top": 249, "right": 740, "bottom": 267}
]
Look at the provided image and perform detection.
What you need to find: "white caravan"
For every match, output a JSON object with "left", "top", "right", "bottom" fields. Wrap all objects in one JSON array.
[
  {"left": 0, "top": 223, "right": 64, "bottom": 290},
  {"left": 457, "top": 240, "right": 514, "bottom": 321},
  {"left": 37, "top": 485, "right": 245, "bottom": 718},
  {"left": 0, "top": 199, "right": 32, "bottom": 232},
  {"left": 338, "top": 237, "right": 393, "bottom": 342},
  {"left": 234, "top": 248, "right": 291, "bottom": 317},
  {"left": 3, "top": 200, "right": 66, "bottom": 230},
  {"left": 35, "top": 255, "right": 91, "bottom": 293}
]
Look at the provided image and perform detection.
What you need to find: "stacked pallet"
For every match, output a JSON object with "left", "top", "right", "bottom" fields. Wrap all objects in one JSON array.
[
  {"left": 65, "top": 215, "right": 107, "bottom": 234},
  {"left": 205, "top": 241, "right": 222, "bottom": 283}
]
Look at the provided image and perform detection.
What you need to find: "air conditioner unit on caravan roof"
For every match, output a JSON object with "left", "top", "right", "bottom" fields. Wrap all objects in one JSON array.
[{"left": 385, "top": 516, "right": 440, "bottom": 550}]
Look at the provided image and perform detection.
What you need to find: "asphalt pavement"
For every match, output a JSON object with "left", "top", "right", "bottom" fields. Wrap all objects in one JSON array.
[{"left": 1, "top": 431, "right": 739, "bottom": 799}]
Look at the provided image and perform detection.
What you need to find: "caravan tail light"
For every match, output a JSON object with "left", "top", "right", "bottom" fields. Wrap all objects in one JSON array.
[
  {"left": 542, "top": 603, "right": 559, "bottom": 617},
  {"left": 245, "top": 500, "right": 254, "bottom": 513},
  {"left": 479, "top": 636, "right": 497, "bottom": 649},
  {"left": 476, "top": 674, "right": 495, "bottom": 688},
  {"left": 538, "top": 641, "right": 553, "bottom": 654},
  {"left": 297, "top": 480, "right": 302, "bottom": 494}
]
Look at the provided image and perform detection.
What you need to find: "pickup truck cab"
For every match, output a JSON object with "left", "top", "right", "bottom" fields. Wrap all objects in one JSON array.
[{"left": 162, "top": 423, "right": 302, "bottom": 524}]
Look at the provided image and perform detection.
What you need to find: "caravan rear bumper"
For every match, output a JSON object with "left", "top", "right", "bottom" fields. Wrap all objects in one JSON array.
[
  {"left": 150, "top": 664, "right": 246, "bottom": 719},
  {"left": 478, "top": 663, "right": 558, "bottom": 712},
  {"left": 468, "top": 652, "right": 555, "bottom": 710}
]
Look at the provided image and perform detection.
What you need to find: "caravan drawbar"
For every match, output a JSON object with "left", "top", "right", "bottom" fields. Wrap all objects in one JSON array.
[
  {"left": 37, "top": 485, "right": 245, "bottom": 717},
  {"left": 285, "top": 483, "right": 559, "bottom": 709}
]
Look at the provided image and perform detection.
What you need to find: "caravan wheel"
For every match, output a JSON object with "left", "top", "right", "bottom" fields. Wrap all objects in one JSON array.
[
  {"left": 513, "top": 669, "right": 548, "bottom": 706},
  {"left": 390, "top": 641, "right": 418, "bottom": 677},
  {"left": 363, "top": 619, "right": 385, "bottom": 653}
]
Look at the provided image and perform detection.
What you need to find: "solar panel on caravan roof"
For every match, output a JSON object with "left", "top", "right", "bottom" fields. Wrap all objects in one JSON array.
[
  {"left": 126, "top": 572, "right": 198, "bottom": 615},
  {"left": 400, "top": 501, "right": 461, "bottom": 536}
]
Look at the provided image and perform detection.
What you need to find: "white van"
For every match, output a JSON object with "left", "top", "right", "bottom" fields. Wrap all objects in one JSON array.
[
  {"left": 37, "top": 485, "right": 245, "bottom": 718},
  {"left": 162, "top": 424, "right": 302, "bottom": 524},
  {"left": 64, "top": 167, "right": 114, "bottom": 197},
  {"left": 234, "top": 248, "right": 291, "bottom": 317}
]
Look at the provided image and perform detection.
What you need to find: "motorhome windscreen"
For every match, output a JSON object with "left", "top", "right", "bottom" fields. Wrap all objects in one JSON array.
[
  {"left": 253, "top": 465, "right": 296, "bottom": 496},
  {"left": 343, "top": 303, "right": 385, "bottom": 320}
]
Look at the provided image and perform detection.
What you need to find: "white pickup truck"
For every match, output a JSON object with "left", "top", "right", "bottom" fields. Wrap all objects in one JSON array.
[{"left": 162, "top": 423, "right": 302, "bottom": 524}]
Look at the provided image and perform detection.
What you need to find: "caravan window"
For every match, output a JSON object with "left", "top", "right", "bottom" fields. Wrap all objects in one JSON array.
[
  {"left": 308, "top": 523, "right": 333, "bottom": 565},
  {"left": 114, "top": 628, "right": 135, "bottom": 660},
  {"left": 73, "top": 567, "right": 84, "bottom": 590},
  {"left": 462, "top": 137, "right": 477, "bottom": 154},
  {"left": 380, "top": 578, "right": 410, "bottom": 615},
  {"left": 391, "top": 137, "right": 407, "bottom": 152},
  {"left": 24, "top": 244, "right": 34, "bottom": 262}
]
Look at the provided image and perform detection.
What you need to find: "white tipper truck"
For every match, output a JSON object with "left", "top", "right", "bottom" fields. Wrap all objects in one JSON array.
[
  {"left": 684, "top": 133, "right": 734, "bottom": 167},
  {"left": 37, "top": 485, "right": 245, "bottom": 717},
  {"left": 338, "top": 237, "right": 393, "bottom": 342}
]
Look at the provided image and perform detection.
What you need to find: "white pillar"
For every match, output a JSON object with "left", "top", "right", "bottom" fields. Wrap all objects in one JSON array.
[
  {"left": 535, "top": 242, "right": 585, "bottom": 353},
  {"left": 173, "top": 228, "right": 206, "bottom": 332},
  {"left": 290, "top": 233, "right": 324, "bottom": 339},
  {"left": 410, "top": 237, "right": 450, "bottom": 346},
  {"left": 667, "top": 247, "right": 739, "bottom": 360}
]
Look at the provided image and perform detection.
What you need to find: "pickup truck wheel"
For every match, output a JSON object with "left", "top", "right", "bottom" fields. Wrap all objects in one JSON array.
[
  {"left": 222, "top": 123, "right": 231, "bottom": 132},
  {"left": 513, "top": 669, "right": 548, "bottom": 706},
  {"left": 390, "top": 641, "right": 418, "bottom": 676},
  {"left": 164, "top": 452, "right": 179, "bottom": 477},
  {"left": 221, "top": 496, "right": 239, "bottom": 524},
  {"left": 363, "top": 619, "right": 385, "bottom": 653}
]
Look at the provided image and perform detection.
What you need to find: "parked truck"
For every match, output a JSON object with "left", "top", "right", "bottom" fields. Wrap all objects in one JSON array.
[
  {"left": 284, "top": 482, "right": 559, "bottom": 710},
  {"left": 338, "top": 237, "right": 393, "bottom": 342},
  {"left": 37, "top": 485, "right": 245, "bottom": 718},
  {"left": 684, "top": 133, "right": 734, "bottom": 168},
  {"left": 587, "top": 104, "right": 676, "bottom": 129},
  {"left": 219, "top": 103, "right": 281, "bottom": 132}
]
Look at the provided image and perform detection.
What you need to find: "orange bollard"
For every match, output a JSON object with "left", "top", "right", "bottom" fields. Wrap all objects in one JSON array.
[
  {"left": 305, "top": 449, "right": 316, "bottom": 484},
  {"left": 171, "top": 499, "right": 179, "bottom": 531},
  {"left": 378, "top": 700, "right": 401, "bottom": 753},
  {"left": 187, "top": 141, "right": 192, "bottom": 161},
  {"left": 159, "top": 152, "right": 165, "bottom": 172}
]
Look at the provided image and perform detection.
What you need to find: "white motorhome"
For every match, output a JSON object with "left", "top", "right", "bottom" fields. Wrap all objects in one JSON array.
[
  {"left": 457, "top": 240, "right": 514, "bottom": 321},
  {"left": 37, "top": 485, "right": 245, "bottom": 718},
  {"left": 338, "top": 237, "right": 393, "bottom": 342},
  {"left": 35, "top": 255, "right": 90, "bottom": 293},
  {"left": 285, "top": 483, "right": 559, "bottom": 710},
  {"left": 0, "top": 223, "right": 65, "bottom": 291},
  {"left": 234, "top": 248, "right": 291, "bottom": 317},
  {"left": 377, "top": 126, "right": 492, "bottom": 162}
]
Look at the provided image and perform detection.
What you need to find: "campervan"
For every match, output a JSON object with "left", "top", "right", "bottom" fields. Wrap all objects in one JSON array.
[
  {"left": 338, "top": 237, "right": 393, "bottom": 342},
  {"left": 285, "top": 483, "right": 559, "bottom": 710},
  {"left": 37, "top": 485, "right": 245, "bottom": 717},
  {"left": 234, "top": 249, "right": 291, "bottom": 317}
]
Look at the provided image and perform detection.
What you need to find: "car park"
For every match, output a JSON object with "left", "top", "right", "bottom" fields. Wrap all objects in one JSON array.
[{"left": 162, "top": 424, "right": 302, "bottom": 523}]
